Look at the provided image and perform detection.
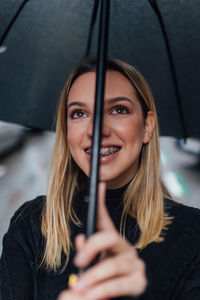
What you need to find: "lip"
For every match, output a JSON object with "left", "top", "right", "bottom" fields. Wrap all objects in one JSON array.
[
  {"left": 84, "top": 144, "right": 121, "bottom": 150},
  {"left": 84, "top": 145, "right": 121, "bottom": 163}
]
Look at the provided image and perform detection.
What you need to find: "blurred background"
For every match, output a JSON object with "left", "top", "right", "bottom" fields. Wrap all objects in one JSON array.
[{"left": 0, "top": 120, "right": 199, "bottom": 254}]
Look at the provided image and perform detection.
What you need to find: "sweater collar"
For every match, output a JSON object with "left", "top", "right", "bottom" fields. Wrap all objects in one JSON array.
[{"left": 83, "top": 176, "right": 131, "bottom": 203}]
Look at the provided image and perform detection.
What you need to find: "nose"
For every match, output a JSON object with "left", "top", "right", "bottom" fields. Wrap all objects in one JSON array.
[
  {"left": 87, "top": 116, "right": 111, "bottom": 138},
  {"left": 102, "top": 117, "right": 111, "bottom": 136},
  {"left": 87, "top": 118, "right": 93, "bottom": 138}
]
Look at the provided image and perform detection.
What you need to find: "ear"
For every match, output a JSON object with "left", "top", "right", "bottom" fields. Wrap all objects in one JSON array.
[{"left": 143, "top": 111, "right": 156, "bottom": 144}]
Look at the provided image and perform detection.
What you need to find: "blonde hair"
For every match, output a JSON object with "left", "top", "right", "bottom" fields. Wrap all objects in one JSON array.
[{"left": 41, "top": 57, "right": 172, "bottom": 271}]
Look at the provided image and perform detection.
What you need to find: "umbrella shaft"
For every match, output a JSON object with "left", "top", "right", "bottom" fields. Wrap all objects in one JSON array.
[{"left": 87, "top": 0, "right": 110, "bottom": 238}]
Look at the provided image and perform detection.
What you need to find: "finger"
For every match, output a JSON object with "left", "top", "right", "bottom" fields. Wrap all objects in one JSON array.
[
  {"left": 75, "top": 234, "right": 87, "bottom": 252},
  {"left": 75, "top": 252, "right": 135, "bottom": 290},
  {"left": 83, "top": 271, "right": 147, "bottom": 299},
  {"left": 58, "top": 289, "right": 91, "bottom": 300},
  {"left": 74, "top": 231, "right": 133, "bottom": 267},
  {"left": 97, "top": 182, "right": 116, "bottom": 232}
]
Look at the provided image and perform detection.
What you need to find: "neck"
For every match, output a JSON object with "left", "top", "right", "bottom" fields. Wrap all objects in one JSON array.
[{"left": 105, "top": 177, "right": 134, "bottom": 190}]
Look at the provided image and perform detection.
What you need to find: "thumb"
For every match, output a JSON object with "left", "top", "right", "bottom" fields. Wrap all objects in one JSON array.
[{"left": 97, "top": 182, "right": 116, "bottom": 232}]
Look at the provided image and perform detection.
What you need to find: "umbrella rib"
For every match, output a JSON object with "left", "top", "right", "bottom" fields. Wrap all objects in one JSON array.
[
  {"left": 148, "top": 0, "right": 188, "bottom": 139},
  {"left": 85, "top": 0, "right": 100, "bottom": 57},
  {"left": 0, "top": 0, "right": 30, "bottom": 47}
]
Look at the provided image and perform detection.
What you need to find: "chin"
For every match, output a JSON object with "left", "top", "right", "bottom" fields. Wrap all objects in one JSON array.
[{"left": 99, "top": 169, "right": 119, "bottom": 183}]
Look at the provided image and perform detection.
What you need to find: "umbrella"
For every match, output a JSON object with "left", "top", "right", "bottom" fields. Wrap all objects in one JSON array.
[
  {"left": 0, "top": 0, "right": 200, "bottom": 138},
  {"left": 0, "top": 0, "right": 199, "bottom": 287}
]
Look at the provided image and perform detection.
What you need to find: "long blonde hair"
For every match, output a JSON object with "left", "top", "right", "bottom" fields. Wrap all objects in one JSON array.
[{"left": 41, "top": 57, "right": 172, "bottom": 271}]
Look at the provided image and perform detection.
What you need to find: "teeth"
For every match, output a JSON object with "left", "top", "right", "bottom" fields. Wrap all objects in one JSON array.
[
  {"left": 86, "top": 147, "right": 120, "bottom": 156},
  {"left": 86, "top": 148, "right": 92, "bottom": 155}
]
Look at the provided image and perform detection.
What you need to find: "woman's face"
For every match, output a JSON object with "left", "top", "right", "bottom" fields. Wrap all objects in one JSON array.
[{"left": 67, "top": 71, "right": 155, "bottom": 189}]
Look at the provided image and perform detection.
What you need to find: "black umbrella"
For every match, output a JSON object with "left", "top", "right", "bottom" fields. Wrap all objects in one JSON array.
[
  {"left": 0, "top": 0, "right": 200, "bottom": 138},
  {"left": 1, "top": 0, "right": 199, "bottom": 287}
]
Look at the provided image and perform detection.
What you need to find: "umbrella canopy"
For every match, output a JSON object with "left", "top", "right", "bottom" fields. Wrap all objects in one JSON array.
[{"left": 0, "top": 0, "right": 200, "bottom": 137}]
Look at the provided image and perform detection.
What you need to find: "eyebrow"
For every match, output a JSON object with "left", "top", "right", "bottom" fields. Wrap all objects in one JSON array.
[
  {"left": 67, "top": 101, "right": 86, "bottom": 109},
  {"left": 106, "top": 97, "right": 134, "bottom": 106},
  {"left": 67, "top": 97, "right": 135, "bottom": 109}
]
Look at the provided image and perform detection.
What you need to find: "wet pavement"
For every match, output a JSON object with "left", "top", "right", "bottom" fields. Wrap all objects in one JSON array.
[{"left": 0, "top": 132, "right": 199, "bottom": 254}]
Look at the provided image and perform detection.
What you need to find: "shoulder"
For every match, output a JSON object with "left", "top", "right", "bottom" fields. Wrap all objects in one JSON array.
[
  {"left": 11, "top": 195, "right": 45, "bottom": 220},
  {"left": 165, "top": 198, "right": 200, "bottom": 218},
  {"left": 141, "top": 200, "right": 200, "bottom": 270},
  {"left": 6, "top": 195, "right": 46, "bottom": 238},
  {"left": 165, "top": 199, "right": 200, "bottom": 245},
  {"left": 161, "top": 200, "right": 200, "bottom": 266},
  {"left": 165, "top": 199, "right": 200, "bottom": 235},
  {"left": 141, "top": 201, "right": 200, "bottom": 298},
  {"left": 10, "top": 195, "right": 45, "bottom": 223},
  {"left": 1, "top": 196, "right": 46, "bottom": 267},
  {"left": 160, "top": 201, "right": 200, "bottom": 296}
]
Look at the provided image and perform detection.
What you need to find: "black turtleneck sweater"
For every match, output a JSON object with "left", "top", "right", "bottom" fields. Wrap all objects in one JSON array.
[{"left": 0, "top": 184, "right": 200, "bottom": 300}]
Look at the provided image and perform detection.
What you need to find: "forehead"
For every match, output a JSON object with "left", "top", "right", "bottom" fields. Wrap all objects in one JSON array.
[{"left": 67, "top": 71, "right": 138, "bottom": 103}]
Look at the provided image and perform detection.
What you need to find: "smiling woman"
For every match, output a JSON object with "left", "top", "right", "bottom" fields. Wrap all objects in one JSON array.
[
  {"left": 1, "top": 58, "right": 200, "bottom": 300},
  {"left": 67, "top": 71, "right": 155, "bottom": 189}
]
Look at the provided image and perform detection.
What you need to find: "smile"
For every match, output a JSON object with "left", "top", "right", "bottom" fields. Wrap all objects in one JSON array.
[{"left": 85, "top": 146, "right": 121, "bottom": 157}]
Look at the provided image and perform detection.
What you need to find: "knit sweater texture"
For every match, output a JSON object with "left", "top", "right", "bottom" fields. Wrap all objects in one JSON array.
[{"left": 1, "top": 184, "right": 200, "bottom": 300}]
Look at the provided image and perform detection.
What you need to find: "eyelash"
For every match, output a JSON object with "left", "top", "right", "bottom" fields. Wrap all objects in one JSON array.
[
  {"left": 70, "top": 109, "right": 87, "bottom": 119},
  {"left": 111, "top": 105, "right": 129, "bottom": 115},
  {"left": 70, "top": 105, "right": 129, "bottom": 120}
]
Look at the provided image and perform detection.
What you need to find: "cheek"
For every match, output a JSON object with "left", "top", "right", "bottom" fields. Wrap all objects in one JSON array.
[
  {"left": 67, "top": 125, "right": 78, "bottom": 151},
  {"left": 114, "top": 119, "right": 145, "bottom": 143},
  {"left": 67, "top": 122, "right": 86, "bottom": 156}
]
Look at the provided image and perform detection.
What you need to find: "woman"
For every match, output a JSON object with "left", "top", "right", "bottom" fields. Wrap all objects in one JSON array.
[{"left": 1, "top": 58, "right": 200, "bottom": 300}]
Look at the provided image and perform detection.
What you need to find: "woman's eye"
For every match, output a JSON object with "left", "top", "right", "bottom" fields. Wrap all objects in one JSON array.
[
  {"left": 111, "top": 106, "right": 129, "bottom": 115},
  {"left": 71, "top": 110, "right": 87, "bottom": 119}
]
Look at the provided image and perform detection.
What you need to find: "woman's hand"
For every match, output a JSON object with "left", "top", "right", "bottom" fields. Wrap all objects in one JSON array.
[{"left": 58, "top": 182, "right": 147, "bottom": 300}]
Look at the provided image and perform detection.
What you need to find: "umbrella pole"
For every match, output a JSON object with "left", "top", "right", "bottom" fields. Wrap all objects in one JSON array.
[
  {"left": 87, "top": 0, "right": 110, "bottom": 238},
  {"left": 68, "top": 0, "right": 110, "bottom": 288}
]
